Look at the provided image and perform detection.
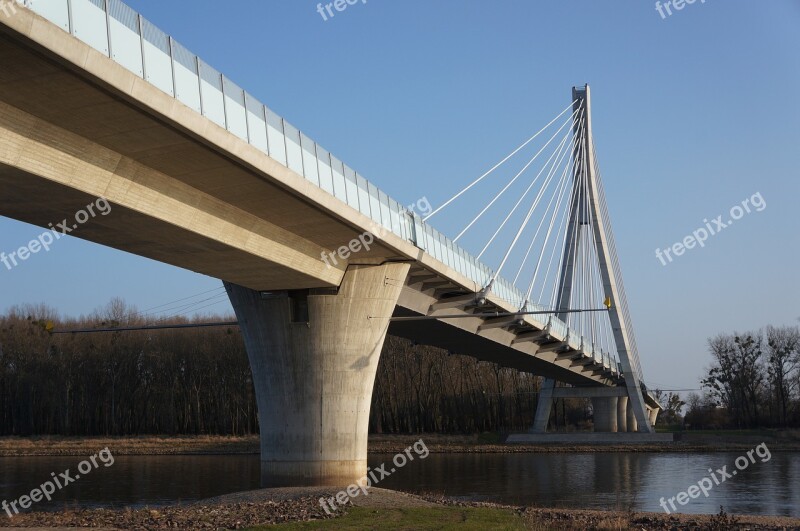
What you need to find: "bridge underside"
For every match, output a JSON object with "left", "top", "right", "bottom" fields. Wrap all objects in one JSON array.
[{"left": 0, "top": 7, "right": 658, "bottom": 487}]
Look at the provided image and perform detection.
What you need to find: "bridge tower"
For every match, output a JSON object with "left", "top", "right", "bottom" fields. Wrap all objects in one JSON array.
[{"left": 533, "top": 85, "right": 655, "bottom": 434}]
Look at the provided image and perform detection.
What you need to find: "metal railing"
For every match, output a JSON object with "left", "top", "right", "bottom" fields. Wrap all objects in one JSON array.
[{"left": 23, "top": 0, "right": 620, "bottom": 376}]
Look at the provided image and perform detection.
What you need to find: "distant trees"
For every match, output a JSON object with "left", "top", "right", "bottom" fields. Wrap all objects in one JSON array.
[
  {"left": 368, "top": 336, "right": 590, "bottom": 434},
  {"left": 653, "top": 391, "right": 685, "bottom": 426},
  {"left": 0, "top": 299, "right": 591, "bottom": 436},
  {"left": 0, "top": 301, "right": 256, "bottom": 436},
  {"left": 696, "top": 325, "right": 800, "bottom": 429}
]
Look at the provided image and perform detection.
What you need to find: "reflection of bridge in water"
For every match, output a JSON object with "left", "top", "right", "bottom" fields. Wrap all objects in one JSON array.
[{"left": 1, "top": 0, "right": 659, "bottom": 486}]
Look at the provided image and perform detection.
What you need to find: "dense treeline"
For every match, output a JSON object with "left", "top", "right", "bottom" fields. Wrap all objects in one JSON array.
[
  {"left": 371, "top": 336, "right": 589, "bottom": 433},
  {"left": 683, "top": 326, "right": 800, "bottom": 429},
  {"left": 0, "top": 300, "right": 589, "bottom": 436},
  {"left": 0, "top": 301, "right": 256, "bottom": 436}
]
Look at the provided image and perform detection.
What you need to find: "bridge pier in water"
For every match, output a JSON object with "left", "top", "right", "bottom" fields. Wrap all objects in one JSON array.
[
  {"left": 534, "top": 385, "right": 652, "bottom": 433},
  {"left": 225, "top": 263, "right": 410, "bottom": 486}
]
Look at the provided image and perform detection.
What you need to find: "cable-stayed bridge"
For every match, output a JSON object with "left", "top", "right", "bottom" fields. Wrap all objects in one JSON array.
[{"left": 0, "top": 1, "right": 660, "bottom": 487}]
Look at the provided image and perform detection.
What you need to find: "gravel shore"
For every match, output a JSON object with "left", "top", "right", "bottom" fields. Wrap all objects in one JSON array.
[
  {"left": 2, "top": 433, "right": 798, "bottom": 457},
  {"left": 0, "top": 487, "right": 798, "bottom": 530}
]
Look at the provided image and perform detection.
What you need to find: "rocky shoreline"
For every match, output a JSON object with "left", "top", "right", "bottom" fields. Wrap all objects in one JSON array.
[
  {"left": 0, "top": 487, "right": 798, "bottom": 530},
  {"left": 1, "top": 433, "right": 798, "bottom": 457}
]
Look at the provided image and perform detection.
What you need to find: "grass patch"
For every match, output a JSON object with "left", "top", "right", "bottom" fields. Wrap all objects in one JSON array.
[{"left": 251, "top": 506, "right": 525, "bottom": 530}]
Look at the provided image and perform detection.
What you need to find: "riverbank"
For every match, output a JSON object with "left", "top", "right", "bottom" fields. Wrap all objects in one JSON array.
[
  {"left": 1, "top": 487, "right": 798, "bottom": 530},
  {"left": 1, "top": 432, "right": 799, "bottom": 456}
]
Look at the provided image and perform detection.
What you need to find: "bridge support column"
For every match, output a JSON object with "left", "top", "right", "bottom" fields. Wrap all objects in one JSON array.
[
  {"left": 616, "top": 396, "right": 628, "bottom": 433},
  {"left": 531, "top": 378, "right": 555, "bottom": 432},
  {"left": 648, "top": 407, "right": 659, "bottom": 427},
  {"left": 626, "top": 401, "right": 638, "bottom": 432},
  {"left": 592, "top": 397, "right": 619, "bottom": 432},
  {"left": 225, "top": 263, "right": 410, "bottom": 487}
]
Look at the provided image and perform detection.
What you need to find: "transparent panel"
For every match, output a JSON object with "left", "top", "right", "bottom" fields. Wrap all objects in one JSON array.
[
  {"left": 171, "top": 40, "right": 201, "bottom": 112},
  {"left": 379, "top": 192, "right": 391, "bottom": 230},
  {"left": 317, "top": 146, "right": 334, "bottom": 195},
  {"left": 300, "top": 134, "right": 319, "bottom": 185},
  {"left": 435, "top": 231, "right": 445, "bottom": 261},
  {"left": 344, "top": 166, "right": 359, "bottom": 211},
  {"left": 141, "top": 19, "right": 173, "bottom": 96},
  {"left": 356, "top": 174, "right": 371, "bottom": 218},
  {"left": 425, "top": 226, "right": 435, "bottom": 257},
  {"left": 467, "top": 255, "right": 476, "bottom": 282},
  {"left": 404, "top": 212, "right": 414, "bottom": 242},
  {"left": 482, "top": 265, "right": 491, "bottom": 287},
  {"left": 223, "top": 77, "right": 248, "bottom": 140},
  {"left": 266, "top": 109, "right": 287, "bottom": 166},
  {"left": 71, "top": 0, "right": 109, "bottom": 56},
  {"left": 446, "top": 241, "right": 455, "bottom": 270},
  {"left": 454, "top": 243, "right": 463, "bottom": 272},
  {"left": 368, "top": 183, "right": 382, "bottom": 225},
  {"left": 389, "top": 200, "right": 401, "bottom": 237},
  {"left": 397, "top": 210, "right": 407, "bottom": 240},
  {"left": 330, "top": 156, "right": 347, "bottom": 203},
  {"left": 30, "top": 0, "right": 70, "bottom": 31},
  {"left": 412, "top": 215, "right": 425, "bottom": 248},
  {"left": 284, "top": 122, "right": 304, "bottom": 175},
  {"left": 245, "top": 94, "right": 269, "bottom": 153},
  {"left": 199, "top": 60, "right": 225, "bottom": 127},
  {"left": 108, "top": 0, "right": 142, "bottom": 76}
]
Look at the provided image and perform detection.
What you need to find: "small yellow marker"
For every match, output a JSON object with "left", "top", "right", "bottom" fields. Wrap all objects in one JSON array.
[{"left": 603, "top": 296, "right": 613, "bottom": 310}]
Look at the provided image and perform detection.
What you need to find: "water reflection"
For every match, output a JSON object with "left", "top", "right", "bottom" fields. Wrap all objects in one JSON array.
[
  {"left": 373, "top": 451, "right": 800, "bottom": 516},
  {"left": 0, "top": 452, "right": 797, "bottom": 516}
]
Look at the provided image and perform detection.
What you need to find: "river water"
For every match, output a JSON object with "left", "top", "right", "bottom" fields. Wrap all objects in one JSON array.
[{"left": 0, "top": 452, "right": 797, "bottom": 516}]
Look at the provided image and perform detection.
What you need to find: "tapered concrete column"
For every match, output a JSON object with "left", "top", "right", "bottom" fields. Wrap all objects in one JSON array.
[
  {"left": 616, "top": 396, "right": 628, "bottom": 433},
  {"left": 626, "top": 400, "right": 638, "bottom": 432},
  {"left": 648, "top": 407, "right": 659, "bottom": 427},
  {"left": 592, "top": 397, "right": 619, "bottom": 432},
  {"left": 531, "top": 378, "right": 555, "bottom": 433},
  {"left": 225, "top": 263, "right": 410, "bottom": 487}
]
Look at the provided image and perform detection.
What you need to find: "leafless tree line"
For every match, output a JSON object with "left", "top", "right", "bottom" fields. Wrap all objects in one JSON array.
[
  {"left": 0, "top": 299, "right": 592, "bottom": 436},
  {"left": 689, "top": 325, "right": 800, "bottom": 429}
]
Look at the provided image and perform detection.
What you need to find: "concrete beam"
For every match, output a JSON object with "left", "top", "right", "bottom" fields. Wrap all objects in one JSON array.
[
  {"left": 429, "top": 293, "right": 477, "bottom": 311},
  {"left": 478, "top": 316, "right": 519, "bottom": 331},
  {"left": 551, "top": 387, "right": 628, "bottom": 398}
]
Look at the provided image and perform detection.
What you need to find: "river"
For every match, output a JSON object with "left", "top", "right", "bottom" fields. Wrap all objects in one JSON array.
[{"left": 0, "top": 452, "right": 797, "bottom": 516}]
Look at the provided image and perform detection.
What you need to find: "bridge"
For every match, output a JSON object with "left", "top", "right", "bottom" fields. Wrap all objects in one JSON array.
[{"left": 0, "top": 0, "right": 660, "bottom": 486}]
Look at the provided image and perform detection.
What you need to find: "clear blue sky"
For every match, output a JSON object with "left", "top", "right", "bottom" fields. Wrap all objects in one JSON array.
[{"left": 1, "top": 0, "right": 798, "bottom": 392}]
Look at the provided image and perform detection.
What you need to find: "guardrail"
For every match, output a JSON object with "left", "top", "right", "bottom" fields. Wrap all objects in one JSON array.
[{"left": 20, "top": 0, "right": 621, "bottom": 375}]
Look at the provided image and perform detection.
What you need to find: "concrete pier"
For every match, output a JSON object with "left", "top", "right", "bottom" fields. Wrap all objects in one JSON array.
[
  {"left": 627, "top": 400, "right": 639, "bottom": 432},
  {"left": 226, "top": 263, "right": 410, "bottom": 486},
  {"left": 592, "top": 397, "right": 619, "bottom": 432},
  {"left": 616, "top": 396, "right": 629, "bottom": 433}
]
